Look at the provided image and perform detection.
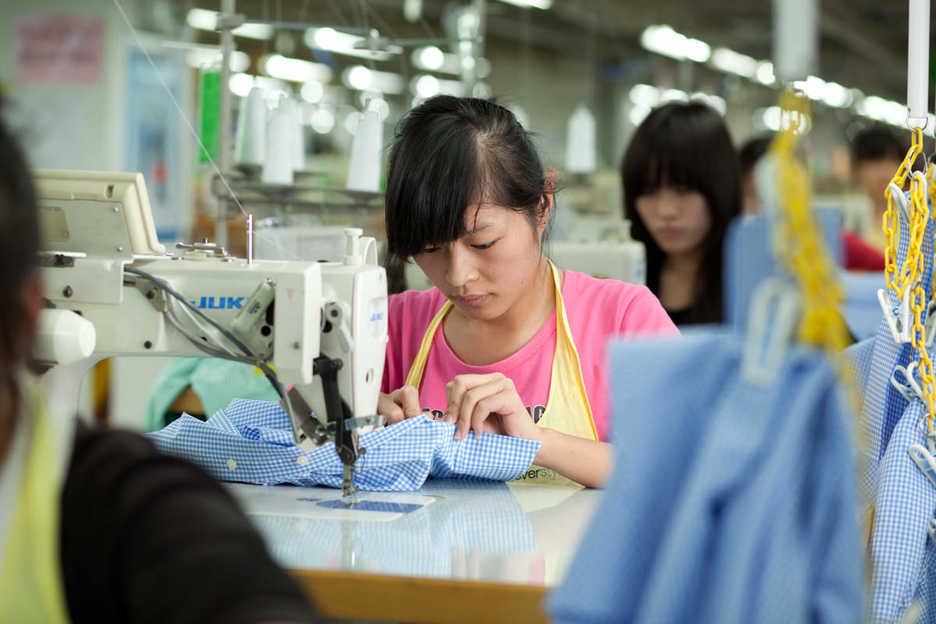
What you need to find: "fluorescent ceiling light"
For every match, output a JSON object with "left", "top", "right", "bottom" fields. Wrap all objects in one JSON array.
[
  {"left": 411, "top": 47, "right": 491, "bottom": 77},
  {"left": 413, "top": 46, "right": 445, "bottom": 70},
  {"left": 229, "top": 73, "right": 254, "bottom": 97},
  {"left": 629, "top": 83, "right": 660, "bottom": 108},
  {"left": 496, "top": 0, "right": 553, "bottom": 9},
  {"left": 341, "top": 65, "right": 405, "bottom": 94},
  {"left": 691, "top": 92, "right": 726, "bottom": 115},
  {"left": 629, "top": 104, "right": 652, "bottom": 126},
  {"left": 640, "top": 25, "right": 710, "bottom": 63},
  {"left": 755, "top": 61, "right": 776, "bottom": 86},
  {"left": 310, "top": 109, "right": 335, "bottom": 134},
  {"left": 305, "top": 27, "right": 399, "bottom": 61},
  {"left": 262, "top": 54, "right": 332, "bottom": 83},
  {"left": 412, "top": 74, "right": 440, "bottom": 98},
  {"left": 660, "top": 88, "right": 689, "bottom": 103},
  {"left": 710, "top": 48, "right": 757, "bottom": 78},
  {"left": 185, "top": 9, "right": 272, "bottom": 40}
]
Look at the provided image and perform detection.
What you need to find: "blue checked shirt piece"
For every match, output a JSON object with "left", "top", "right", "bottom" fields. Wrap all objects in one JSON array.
[
  {"left": 854, "top": 189, "right": 936, "bottom": 623},
  {"left": 548, "top": 331, "right": 862, "bottom": 624},
  {"left": 146, "top": 399, "right": 541, "bottom": 491}
]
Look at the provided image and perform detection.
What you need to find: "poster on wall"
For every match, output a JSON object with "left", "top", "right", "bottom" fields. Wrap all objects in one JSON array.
[
  {"left": 16, "top": 15, "right": 104, "bottom": 84},
  {"left": 123, "top": 49, "right": 191, "bottom": 242}
]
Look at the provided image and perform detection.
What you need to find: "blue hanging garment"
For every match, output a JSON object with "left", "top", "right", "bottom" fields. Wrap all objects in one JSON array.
[
  {"left": 862, "top": 178, "right": 936, "bottom": 623},
  {"left": 548, "top": 167, "right": 863, "bottom": 623},
  {"left": 547, "top": 330, "right": 862, "bottom": 624},
  {"left": 147, "top": 399, "right": 540, "bottom": 491}
]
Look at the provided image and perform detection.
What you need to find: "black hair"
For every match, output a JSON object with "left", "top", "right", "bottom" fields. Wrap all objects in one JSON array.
[
  {"left": 851, "top": 125, "right": 907, "bottom": 165},
  {"left": 0, "top": 96, "right": 40, "bottom": 368},
  {"left": 385, "top": 96, "right": 550, "bottom": 260},
  {"left": 739, "top": 134, "right": 773, "bottom": 177},
  {"left": 621, "top": 101, "right": 740, "bottom": 325}
]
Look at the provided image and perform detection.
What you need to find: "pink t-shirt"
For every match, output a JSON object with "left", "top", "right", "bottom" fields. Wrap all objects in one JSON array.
[{"left": 381, "top": 270, "right": 679, "bottom": 441}]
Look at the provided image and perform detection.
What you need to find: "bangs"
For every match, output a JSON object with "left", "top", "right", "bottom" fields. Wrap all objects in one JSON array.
[
  {"left": 624, "top": 125, "right": 709, "bottom": 198},
  {"left": 385, "top": 121, "right": 481, "bottom": 259}
]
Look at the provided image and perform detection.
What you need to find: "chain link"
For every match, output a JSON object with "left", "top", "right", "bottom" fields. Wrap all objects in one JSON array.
[
  {"left": 884, "top": 128, "right": 924, "bottom": 295},
  {"left": 771, "top": 90, "right": 850, "bottom": 357}
]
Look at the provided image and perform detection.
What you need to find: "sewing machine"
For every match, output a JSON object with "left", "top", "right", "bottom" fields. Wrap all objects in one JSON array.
[{"left": 33, "top": 170, "right": 388, "bottom": 496}]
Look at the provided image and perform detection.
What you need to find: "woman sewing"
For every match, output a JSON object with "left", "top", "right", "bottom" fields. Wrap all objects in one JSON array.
[{"left": 378, "top": 96, "right": 678, "bottom": 488}]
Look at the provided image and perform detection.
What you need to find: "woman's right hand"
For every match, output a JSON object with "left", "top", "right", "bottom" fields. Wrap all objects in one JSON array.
[{"left": 378, "top": 385, "right": 422, "bottom": 425}]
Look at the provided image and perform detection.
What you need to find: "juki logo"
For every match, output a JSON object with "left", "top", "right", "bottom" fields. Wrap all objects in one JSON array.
[
  {"left": 369, "top": 311, "right": 385, "bottom": 323},
  {"left": 190, "top": 296, "right": 246, "bottom": 310}
]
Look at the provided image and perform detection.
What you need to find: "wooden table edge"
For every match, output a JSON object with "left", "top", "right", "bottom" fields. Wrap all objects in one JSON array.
[{"left": 289, "top": 568, "right": 550, "bottom": 623}]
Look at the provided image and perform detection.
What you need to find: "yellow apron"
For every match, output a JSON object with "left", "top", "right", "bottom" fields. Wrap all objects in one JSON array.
[
  {"left": 405, "top": 261, "right": 598, "bottom": 485},
  {"left": 0, "top": 375, "right": 70, "bottom": 623}
]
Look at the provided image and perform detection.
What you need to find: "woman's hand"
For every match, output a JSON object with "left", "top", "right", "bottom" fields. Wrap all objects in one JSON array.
[
  {"left": 378, "top": 385, "right": 422, "bottom": 425},
  {"left": 445, "top": 373, "right": 538, "bottom": 441}
]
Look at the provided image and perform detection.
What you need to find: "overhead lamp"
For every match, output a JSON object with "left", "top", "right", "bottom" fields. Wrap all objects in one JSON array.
[
  {"left": 310, "top": 109, "right": 335, "bottom": 134},
  {"left": 342, "top": 65, "right": 405, "bottom": 94},
  {"left": 629, "top": 105, "right": 652, "bottom": 126},
  {"left": 413, "top": 46, "right": 445, "bottom": 71},
  {"left": 755, "top": 61, "right": 776, "bottom": 86},
  {"left": 229, "top": 73, "right": 254, "bottom": 97},
  {"left": 660, "top": 88, "right": 689, "bottom": 104},
  {"left": 496, "top": 0, "right": 553, "bottom": 8},
  {"left": 629, "top": 84, "right": 660, "bottom": 108},
  {"left": 640, "top": 25, "right": 711, "bottom": 63},
  {"left": 691, "top": 92, "right": 726, "bottom": 115},
  {"left": 305, "top": 27, "right": 398, "bottom": 61},
  {"left": 412, "top": 74, "right": 440, "bottom": 98},
  {"left": 262, "top": 54, "right": 332, "bottom": 83},
  {"left": 709, "top": 48, "right": 758, "bottom": 78},
  {"left": 185, "top": 8, "right": 273, "bottom": 40}
]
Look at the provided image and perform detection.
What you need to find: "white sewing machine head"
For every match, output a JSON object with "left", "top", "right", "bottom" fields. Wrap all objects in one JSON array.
[{"left": 33, "top": 170, "right": 388, "bottom": 495}]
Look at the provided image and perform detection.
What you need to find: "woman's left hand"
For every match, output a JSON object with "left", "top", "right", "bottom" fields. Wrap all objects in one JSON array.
[{"left": 444, "top": 373, "right": 538, "bottom": 441}]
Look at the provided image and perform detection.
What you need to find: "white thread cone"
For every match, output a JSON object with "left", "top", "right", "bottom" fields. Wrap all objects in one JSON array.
[
  {"left": 283, "top": 98, "right": 305, "bottom": 172},
  {"left": 565, "top": 103, "right": 596, "bottom": 174},
  {"left": 346, "top": 110, "right": 382, "bottom": 192},
  {"left": 235, "top": 87, "right": 266, "bottom": 167},
  {"left": 262, "top": 104, "right": 295, "bottom": 185}
]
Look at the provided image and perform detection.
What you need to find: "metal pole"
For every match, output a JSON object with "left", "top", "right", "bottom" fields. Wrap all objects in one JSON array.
[
  {"left": 216, "top": 0, "right": 235, "bottom": 248},
  {"left": 908, "top": 0, "right": 930, "bottom": 128}
]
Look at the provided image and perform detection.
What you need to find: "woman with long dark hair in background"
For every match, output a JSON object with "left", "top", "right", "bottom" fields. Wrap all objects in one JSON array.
[{"left": 621, "top": 102, "right": 741, "bottom": 326}]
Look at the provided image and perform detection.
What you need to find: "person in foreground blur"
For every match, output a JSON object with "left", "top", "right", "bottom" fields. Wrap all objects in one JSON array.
[
  {"left": 621, "top": 102, "right": 741, "bottom": 326},
  {"left": 851, "top": 125, "right": 907, "bottom": 252},
  {"left": 739, "top": 133, "right": 885, "bottom": 272},
  {"left": 0, "top": 98, "right": 318, "bottom": 623},
  {"left": 379, "top": 96, "right": 678, "bottom": 488}
]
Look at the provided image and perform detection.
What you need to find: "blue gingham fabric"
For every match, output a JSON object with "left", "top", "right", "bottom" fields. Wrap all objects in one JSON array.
[
  {"left": 147, "top": 399, "right": 541, "bottom": 491},
  {"left": 856, "top": 188, "right": 936, "bottom": 622},
  {"left": 548, "top": 330, "right": 862, "bottom": 624}
]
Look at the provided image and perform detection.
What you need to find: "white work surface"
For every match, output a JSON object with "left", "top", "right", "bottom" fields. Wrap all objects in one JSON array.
[{"left": 226, "top": 480, "right": 602, "bottom": 623}]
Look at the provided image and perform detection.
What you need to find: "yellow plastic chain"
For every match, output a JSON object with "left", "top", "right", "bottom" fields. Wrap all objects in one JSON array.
[
  {"left": 908, "top": 158, "right": 936, "bottom": 440},
  {"left": 880, "top": 127, "right": 935, "bottom": 440},
  {"left": 770, "top": 90, "right": 850, "bottom": 357},
  {"left": 884, "top": 128, "right": 925, "bottom": 295}
]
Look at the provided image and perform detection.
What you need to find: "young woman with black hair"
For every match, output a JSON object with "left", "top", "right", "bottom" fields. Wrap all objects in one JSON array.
[
  {"left": 621, "top": 102, "right": 741, "bottom": 326},
  {"left": 378, "top": 96, "right": 677, "bottom": 488}
]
